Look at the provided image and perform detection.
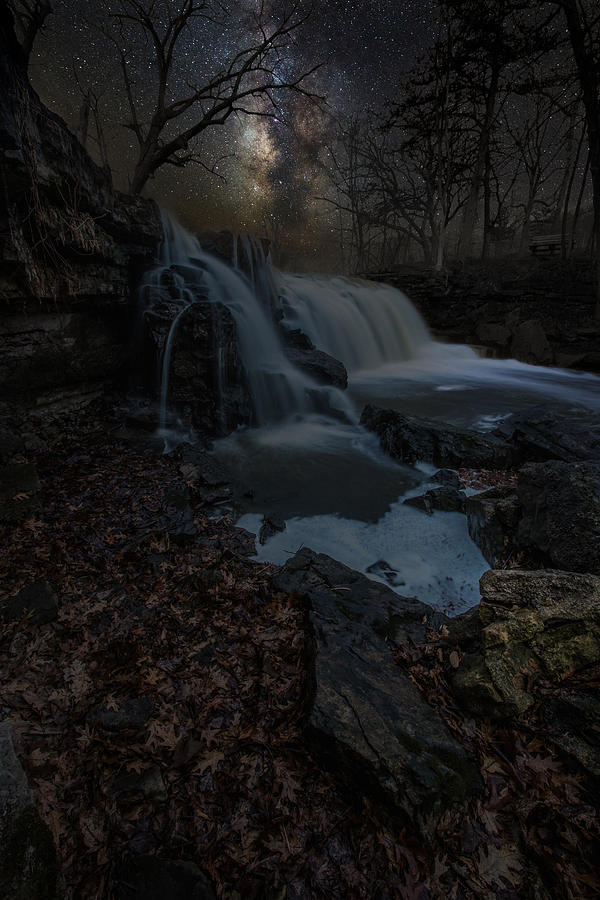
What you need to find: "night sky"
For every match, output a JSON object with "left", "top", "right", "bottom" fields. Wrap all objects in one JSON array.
[{"left": 30, "top": 0, "right": 438, "bottom": 265}]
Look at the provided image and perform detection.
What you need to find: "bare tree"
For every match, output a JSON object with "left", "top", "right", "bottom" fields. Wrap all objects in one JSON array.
[
  {"left": 92, "top": 0, "right": 323, "bottom": 195},
  {"left": 8, "top": 0, "right": 53, "bottom": 63},
  {"left": 554, "top": 0, "right": 600, "bottom": 315}
]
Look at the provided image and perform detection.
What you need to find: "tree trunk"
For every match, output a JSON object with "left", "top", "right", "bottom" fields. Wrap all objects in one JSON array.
[
  {"left": 561, "top": 0, "right": 600, "bottom": 317},
  {"left": 458, "top": 62, "right": 500, "bottom": 259}
]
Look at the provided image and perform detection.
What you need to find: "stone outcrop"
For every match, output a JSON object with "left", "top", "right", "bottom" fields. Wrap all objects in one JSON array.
[
  {"left": 142, "top": 297, "right": 253, "bottom": 434},
  {"left": 0, "top": 6, "right": 161, "bottom": 439},
  {"left": 466, "top": 485, "right": 522, "bottom": 568},
  {"left": 494, "top": 405, "right": 600, "bottom": 463},
  {"left": 272, "top": 548, "right": 481, "bottom": 836},
  {"left": 467, "top": 460, "right": 600, "bottom": 574},
  {"left": 279, "top": 322, "right": 348, "bottom": 389},
  {"left": 449, "top": 569, "right": 600, "bottom": 719},
  {"left": 360, "top": 405, "right": 517, "bottom": 470},
  {"left": 369, "top": 259, "right": 600, "bottom": 373},
  {"left": 404, "top": 485, "right": 466, "bottom": 515},
  {"left": 517, "top": 460, "right": 600, "bottom": 575}
]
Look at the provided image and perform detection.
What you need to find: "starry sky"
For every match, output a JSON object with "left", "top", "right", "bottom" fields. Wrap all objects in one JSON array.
[{"left": 29, "top": 0, "right": 438, "bottom": 266}]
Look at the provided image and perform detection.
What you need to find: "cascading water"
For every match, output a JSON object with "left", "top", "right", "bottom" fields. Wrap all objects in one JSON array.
[
  {"left": 138, "top": 213, "right": 600, "bottom": 613},
  {"left": 142, "top": 214, "right": 354, "bottom": 429},
  {"left": 279, "top": 273, "right": 464, "bottom": 372}
]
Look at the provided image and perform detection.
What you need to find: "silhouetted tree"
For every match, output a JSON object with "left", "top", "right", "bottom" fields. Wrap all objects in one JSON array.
[
  {"left": 92, "top": 0, "right": 323, "bottom": 195},
  {"left": 554, "top": 0, "right": 600, "bottom": 314},
  {"left": 8, "top": 0, "right": 53, "bottom": 62}
]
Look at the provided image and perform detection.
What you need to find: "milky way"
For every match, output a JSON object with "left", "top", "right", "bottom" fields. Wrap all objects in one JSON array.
[{"left": 29, "top": 0, "right": 437, "bottom": 265}]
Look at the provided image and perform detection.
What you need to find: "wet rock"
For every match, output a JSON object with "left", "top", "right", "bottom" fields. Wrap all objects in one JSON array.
[
  {"left": 466, "top": 485, "right": 521, "bottom": 568},
  {"left": 0, "top": 462, "right": 41, "bottom": 523},
  {"left": 365, "top": 559, "right": 405, "bottom": 587},
  {"left": 0, "top": 721, "right": 61, "bottom": 899},
  {"left": 89, "top": 697, "right": 154, "bottom": 733},
  {"left": 161, "top": 486, "right": 196, "bottom": 543},
  {"left": 517, "top": 461, "right": 600, "bottom": 574},
  {"left": 259, "top": 514, "right": 286, "bottom": 545},
  {"left": 273, "top": 549, "right": 480, "bottom": 835},
  {"left": 494, "top": 405, "right": 600, "bottom": 463},
  {"left": 113, "top": 854, "right": 216, "bottom": 900},
  {"left": 510, "top": 319, "right": 552, "bottom": 365},
  {"left": 361, "top": 405, "right": 516, "bottom": 470},
  {"left": 475, "top": 323, "right": 511, "bottom": 346},
  {"left": 286, "top": 347, "right": 348, "bottom": 389},
  {"left": 431, "top": 468, "right": 461, "bottom": 489},
  {"left": 2, "top": 581, "right": 58, "bottom": 625},
  {"left": 451, "top": 569, "right": 600, "bottom": 718},
  {"left": 404, "top": 486, "right": 466, "bottom": 515}
]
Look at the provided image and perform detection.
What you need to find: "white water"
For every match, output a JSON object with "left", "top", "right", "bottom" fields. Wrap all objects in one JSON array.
[
  {"left": 144, "top": 215, "right": 600, "bottom": 612},
  {"left": 144, "top": 214, "right": 353, "bottom": 427},
  {"left": 280, "top": 273, "right": 474, "bottom": 372}
]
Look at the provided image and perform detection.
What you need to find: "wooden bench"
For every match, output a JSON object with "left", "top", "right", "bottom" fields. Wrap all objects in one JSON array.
[{"left": 529, "top": 234, "right": 565, "bottom": 256}]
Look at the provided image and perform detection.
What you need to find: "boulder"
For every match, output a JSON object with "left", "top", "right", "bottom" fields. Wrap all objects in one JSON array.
[
  {"left": 404, "top": 486, "right": 466, "bottom": 515},
  {"left": 517, "top": 461, "right": 600, "bottom": 574},
  {"left": 273, "top": 549, "right": 481, "bottom": 835},
  {"left": 450, "top": 569, "right": 600, "bottom": 718},
  {"left": 494, "top": 405, "right": 600, "bottom": 463},
  {"left": 466, "top": 485, "right": 521, "bottom": 568},
  {"left": 0, "top": 722, "right": 61, "bottom": 899},
  {"left": 258, "top": 514, "right": 286, "bottom": 545},
  {"left": 431, "top": 468, "right": 461, "bottom": 489},
  {"left": 360, "top": 405, "right": 516, "bottom": 470},
  {"left": 285, "top": 347, "right": 348, "bottom": 389},
  {"left": 510, "top": 319, "right": 552, "bottom": 365}
]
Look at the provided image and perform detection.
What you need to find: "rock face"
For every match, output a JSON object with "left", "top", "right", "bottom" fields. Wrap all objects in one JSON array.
[
  {"left": 370, "top": 259, "right": 600, "bottom": 373},
  {"left": 142, "top": 296, "right": 252, "bottom": 434},
  {"left": 404, "top": 486, "right": 466, "bottom": 515},
  {"left": 466, "top": 485, "right": 521, "bottom": 568},
  {"left": 0, "top": 7, "right": 160, "bottom": 439},
  {"left": 494, "top": 405, "right": 600, "bottom": 463},
  {"left": 360, "top": 405, "right": 516, "bottom": 470},
  {"left": 285, "top": 346, "right": 348, "bottom": 389},
  {"left": 517, "top": 461, "right": 600, "bottom": 575},
  {"left": 450, "top": 569, "right": 600, "bottom": 718},
  {"left": 0, "top": 722, "right": 61, "bottom": 899},
  {"left": 272, "top": 549, "right": 481, "bottom": 835}
]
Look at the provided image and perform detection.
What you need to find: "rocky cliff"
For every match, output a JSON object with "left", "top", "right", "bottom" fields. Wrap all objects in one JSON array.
[{"left": 0, "top": 6, "right": 161, "bottom": 453}]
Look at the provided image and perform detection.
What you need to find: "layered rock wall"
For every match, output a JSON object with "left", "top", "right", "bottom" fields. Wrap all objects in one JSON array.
[{"left": 0, "top": 6, "right": 161, "bottom": 442}]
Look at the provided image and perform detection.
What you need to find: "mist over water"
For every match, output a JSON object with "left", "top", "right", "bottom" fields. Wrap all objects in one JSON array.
[{"left": 150, "top": 216, "right": 600, "bottom": 612}]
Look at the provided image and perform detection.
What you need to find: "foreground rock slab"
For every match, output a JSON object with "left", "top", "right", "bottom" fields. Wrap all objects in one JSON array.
[
  {"left": 451, "top": 569, "right": 600, "bottom": 718},
  {"left": 273, "top": 549, "right": 481, "bottom": 835},
  {"left": 361, "top": 405, "right": 516, "bottom": 470}
]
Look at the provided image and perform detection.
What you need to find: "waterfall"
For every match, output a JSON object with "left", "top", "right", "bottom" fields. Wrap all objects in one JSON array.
[
  {"left": 144, "top": 214, "right": 354, "bottom": 428},
  {"left": 280, "top": 274, "right": 436, "bottom": 372}
]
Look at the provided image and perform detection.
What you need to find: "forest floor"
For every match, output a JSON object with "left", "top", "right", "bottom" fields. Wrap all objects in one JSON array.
[{"left": 1, "top": 430, "right": 599, "bottom": 899}]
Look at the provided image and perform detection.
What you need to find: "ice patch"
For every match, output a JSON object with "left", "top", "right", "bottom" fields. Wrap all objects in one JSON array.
[{"left": 238, "top": 494, "right": 488, "bottom": 615}]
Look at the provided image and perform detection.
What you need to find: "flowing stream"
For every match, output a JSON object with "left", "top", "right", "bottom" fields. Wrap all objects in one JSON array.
[{"left": 146, "top": 216, "right": 600, "bottom": 614}]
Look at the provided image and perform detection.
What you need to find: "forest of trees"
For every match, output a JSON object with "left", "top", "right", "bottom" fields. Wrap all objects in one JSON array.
[
  {"left": 320, "top": 0, "right": 600, "bottom": 285},
  {"left": 7, "top": 0, "right": 600, "bottom": 304}
]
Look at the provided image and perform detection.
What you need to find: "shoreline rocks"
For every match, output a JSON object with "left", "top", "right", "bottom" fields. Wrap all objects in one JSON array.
[
  {"left": 360, "top": 405, "right": 517, "bottom": 470},
  {"left": 272, "top": 548, "right": 481, "bottom": 836}
]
